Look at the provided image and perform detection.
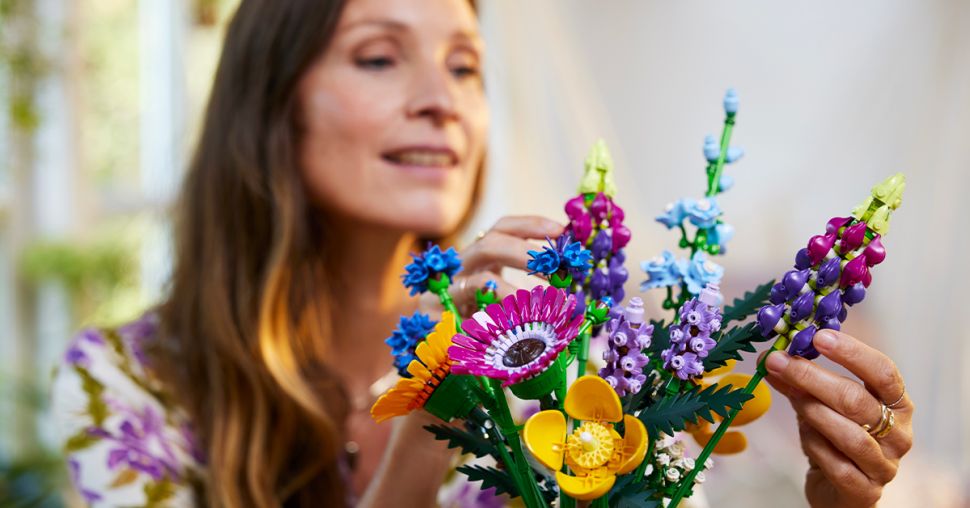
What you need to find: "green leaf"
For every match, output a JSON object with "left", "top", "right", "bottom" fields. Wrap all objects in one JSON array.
[
  {"left": 636, "top": 383, "right": 752, "bottom": 436},
  {"left": 424, "top": 424, "right": 498, "bottom": 459},
  {"left": 144, "top": 478, "right": 177, "bottom": 507},
  {"left": 74, "top": 365, "right": 108, "bottom": 426},
  {"left": 645, "top": 320, "right": 669, "bottom": 356},
  {"left": 614, "top": 491, "right": 662, "bottom": 508},
  {"left": 64, "top": 429, "right": 101, "bottom": 452},
  {"left": 703, "top": 322, "right": 771, "bottom": 371},
  {"left": 456, "top": 464, "right": 520, "bottom": 499},
  {"left": 722, "top": 279, "right": 775, "bottom": 325}
]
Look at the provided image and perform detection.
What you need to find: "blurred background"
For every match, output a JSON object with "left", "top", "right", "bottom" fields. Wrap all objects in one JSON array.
[{"left": 1, "top": 0, "right": 967, "bottom": 506}]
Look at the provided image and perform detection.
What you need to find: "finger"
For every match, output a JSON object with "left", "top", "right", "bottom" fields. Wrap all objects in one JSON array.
[
  {"left": 489, "top": 215, "right": 564, "bottom": 240},
  {"left": 764, "top": 351, "right": 882, "bottom": 428},
  {"left": 789, "top": 394, "right": 898, "bottom": 485},
  {"left": 798, "top": 422, "right": 883, "bottom": 508},
  {"left": 812, "top": 330, "right": 910, "bottom": 414},
  {"left": 451, "top": 271, "right": 517, "bottom": 304},
  {"left": 461, "top": 231, "right": 539, "bottom": 273}
]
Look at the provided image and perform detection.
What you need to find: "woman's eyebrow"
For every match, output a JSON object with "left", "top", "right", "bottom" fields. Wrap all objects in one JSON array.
[{"left": 338, "top": 18, "right": 409, "bottom": 34}]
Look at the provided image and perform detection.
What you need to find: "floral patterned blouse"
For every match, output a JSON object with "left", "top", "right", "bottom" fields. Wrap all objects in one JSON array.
[
  {"left": 51, "top": 313, "right": 506, "bottom": 507},
  {"left": 51, "top": 313, "right": 204, "bottom": 506}
]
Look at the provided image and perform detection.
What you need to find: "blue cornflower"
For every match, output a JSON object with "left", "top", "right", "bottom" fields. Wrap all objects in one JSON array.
[
  {"left": 385, "top": 312, "right": 438, "bottom": 377},
  {"left": 401, "top": 244, "right": 462, "bottom": 296},
  {"left": 561, "top": 240, "right": 593, "bottom": 270},
  {"left": 526, "top": 234, "right": 592, "bottom": 275},
  {"left": 640, "top": 250, "right": 682, "bottom": 290},
  {"left": 526, "top": 246, "right": 560, "bottom": 275}
]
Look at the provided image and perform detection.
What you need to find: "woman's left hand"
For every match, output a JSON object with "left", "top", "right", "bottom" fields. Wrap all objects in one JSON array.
[{"left": 763, "top": 330, "right": 914, "bottom": 508}]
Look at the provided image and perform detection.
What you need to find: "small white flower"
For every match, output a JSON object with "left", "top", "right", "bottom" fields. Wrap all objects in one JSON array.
[
  {"left": 657, "top": 453, "right": 670, "bottom": 466},
  {"left": 683, "top": 458, "right": 696, "bottom": 471},
  {"left": 665, "top": 468, "right": 681, "bottom": 482},
  {"left": 671, "top": 458, "right": 684, "bottom": 469},
  {"left": 644, "top": 464, "right": 654, "bottom": 477},
  {"left": 694, "top": 471, "right": 706, "bottom": 484},
  {"left": 704, "top": 458, "right": 714, "bottom": 469},
  {"left": 669, "top": 442, "right": 686, "bottom": 458}
]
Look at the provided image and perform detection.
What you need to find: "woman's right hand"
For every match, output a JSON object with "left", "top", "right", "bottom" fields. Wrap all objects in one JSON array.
[{"left": 419, "top": 215, "right": 565, "bottom": 316}]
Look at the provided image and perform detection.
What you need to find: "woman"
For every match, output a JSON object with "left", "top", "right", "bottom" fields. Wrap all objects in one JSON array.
[{"left": 51, "top": 0, "right": 913, "bottom": 506}]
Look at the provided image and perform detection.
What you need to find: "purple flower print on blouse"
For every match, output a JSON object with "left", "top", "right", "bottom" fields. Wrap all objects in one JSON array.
[
  {"left": 64, "top": 328, "right": 107, "bottom": 367},
  {"left": 118, "top": 312, "right": 160, "bottom": 367},
  {"left": 90, "top": 405, "right": 181, "bottom": 481},
  {"left": 68, "top": 458, "right": 103, "bottom": 503}
]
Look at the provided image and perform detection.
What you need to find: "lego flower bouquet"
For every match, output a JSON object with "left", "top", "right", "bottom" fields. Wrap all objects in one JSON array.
[{"left": 371, "top": 90, "right": 905, "bottom": 507}]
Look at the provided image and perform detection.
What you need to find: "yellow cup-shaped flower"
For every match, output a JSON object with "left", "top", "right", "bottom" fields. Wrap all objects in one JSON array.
[{"left": 523, "top": 376, "right": 648, "bottom": 501}]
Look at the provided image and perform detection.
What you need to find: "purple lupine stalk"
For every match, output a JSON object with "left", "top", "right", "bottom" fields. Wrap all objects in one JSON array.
[
  {"left": 564, "top": 192, "right": 630, "bottom": 308},
  {"left": 599, "top": 297, "right": 653, "bottom": 396},
  {"left": 757, "top": 216, "right": 890, "bottom": 359}
]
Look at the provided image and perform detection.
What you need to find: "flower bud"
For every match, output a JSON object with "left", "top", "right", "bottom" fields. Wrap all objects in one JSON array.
[
  {"left": 839, "top": 222, "right": 868, "bottom": 253},
  {"left": 807, "top": 233, "right": 837, "bottom": 266},
  {"left": 863, "top": 235, "right": 886, "bottom": 266},
  {"left": 789, "top": 291, "right": 815, "bottom": 322},
  {"left": 839, "top": 255, "right": 869, "bottom": 288}
]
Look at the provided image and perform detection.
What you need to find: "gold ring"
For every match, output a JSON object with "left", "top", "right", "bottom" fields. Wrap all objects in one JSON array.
[
  {"left": 884, "top": 385, "right": 905, "bottom": 409},
  {"left": 475, "top": 230, "right": 487, "bottom": 241},
  {"left": 875, "top": 408, "right": 895, "bottom": 439},
  {"left": 861, "top": 403, "right": 895, "bottom": 439}
]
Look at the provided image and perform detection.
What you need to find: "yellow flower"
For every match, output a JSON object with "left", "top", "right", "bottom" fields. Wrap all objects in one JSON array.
[
  {"left": 370, "top": 312, "right": 457, "bottom": 423},
  {"left": 685, "top": 360, "right": 772, "bottom": 454},
  {"left": 522, "top": 376, "right": 648, "bottom": 501}
]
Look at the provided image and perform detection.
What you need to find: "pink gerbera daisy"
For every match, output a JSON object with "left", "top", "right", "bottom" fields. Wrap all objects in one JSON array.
[{"left": 449, "top": 285, "right": 584, "bottom": 386}]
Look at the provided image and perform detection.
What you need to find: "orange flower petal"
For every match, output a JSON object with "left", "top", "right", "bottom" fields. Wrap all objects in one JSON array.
[{"left": 565, "top": 376, "right": 623, "bottom": 423}]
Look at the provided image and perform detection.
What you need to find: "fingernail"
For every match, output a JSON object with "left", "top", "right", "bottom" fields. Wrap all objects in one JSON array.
[
  {"left": 765, "top": 351, "right": 790, "bottom": 373},
  {"left": 813, "top": 331, "right": 836, "bottom": 351}
]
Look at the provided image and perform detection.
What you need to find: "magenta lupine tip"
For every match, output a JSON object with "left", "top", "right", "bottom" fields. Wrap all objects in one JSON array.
[{"left": 448, "top": 285, "right": 584, "bottom": 386}]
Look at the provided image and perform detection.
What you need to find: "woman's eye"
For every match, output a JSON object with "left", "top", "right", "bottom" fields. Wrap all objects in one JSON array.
[
  {"left": 356, "top": 57, "right": 395, "bottom": 70},
  {"left": 451, "top": 65, "right": 480, "bottom": 79}
]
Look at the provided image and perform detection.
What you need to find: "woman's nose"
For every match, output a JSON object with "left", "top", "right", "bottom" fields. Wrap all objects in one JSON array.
[{"left": 405, "top": 66, "right": 459, "bottom": 126}]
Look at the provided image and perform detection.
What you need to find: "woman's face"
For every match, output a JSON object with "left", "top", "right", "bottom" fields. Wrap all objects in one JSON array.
[{"left": 298, "top": 0, "right": 487, "bottom": 236}]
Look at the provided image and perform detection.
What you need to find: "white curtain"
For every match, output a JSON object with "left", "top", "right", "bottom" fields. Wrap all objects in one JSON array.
[{"left": 479, "top": 1, "right": 970, "bottom": 506}]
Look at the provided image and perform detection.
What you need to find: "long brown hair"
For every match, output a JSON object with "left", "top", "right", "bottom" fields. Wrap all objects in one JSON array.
[
  {"left": 158, "top": 0, "right": 350, "bottom": 506},
  {"left": 156, "top": 0, "right": 482, "bottom": 506}
]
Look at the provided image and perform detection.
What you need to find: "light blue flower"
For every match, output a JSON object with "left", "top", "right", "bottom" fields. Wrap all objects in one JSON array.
[
  {"left": 683, "top": 198, "right": 722, "bottom": 229},
  {"left": 706, "top": 223, "right": 734, "bottom": 248},
  {"left": 655, "top": 200, "right": 687, "bottom": 229},
  {"left": 676, "top": 251, "right": 724, "bottom": 295},
  {"left": 703, "top": 135, "right": 720, "bottom": 162},
  {"left": 724, "top": 88, "right": 739, "bottom": 114},
  {"left": 640, "top": 250, "right": 682, "bottom": 290}
]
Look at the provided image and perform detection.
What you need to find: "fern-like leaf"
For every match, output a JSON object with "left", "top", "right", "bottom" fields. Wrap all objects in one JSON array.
[
  {"left": 645, "top": 320, "right": 669, "bottom": 356},
  {"left": 456, "top": 464, "right": 520, "bottom": 499},
  {"left": 424, "top": 424, "right": 497, "bottom": 459},
  {"left": 722, "top": 279, "right": 775, "bottom": 325},
  {"left": 636, "top": 383, "right": 752, "bottom": 436},
  {"left": 703, "top": 322, "right": 771, "bottom": 371}
]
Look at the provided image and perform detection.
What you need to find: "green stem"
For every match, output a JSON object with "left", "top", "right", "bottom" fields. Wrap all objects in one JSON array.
[
  {"left": 707, "top": 113, "right": 735, "bottom": 198},
  {"left": 592, "top": 495, "right": 610, "bottom": 508},
  {"left": 487, "top": 378, "right": 545, "bottom": 507},
  {"left": 667, "top": 338, "right": 785, "bottom": 507},
  {"left": 632, "top": 436, "right": 656, "bottom": 486}
]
